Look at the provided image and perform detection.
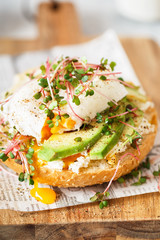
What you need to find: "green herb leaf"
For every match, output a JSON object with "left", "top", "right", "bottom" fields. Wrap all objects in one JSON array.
[
  {"left": 33, "top": 92, "right": 42, "bottom": 100},
  {"left": 117, "top": 177, "right": 125, "bottom": 183},
  {"left": 26, "top": 153, "right": 32, "bottom": 160},
  {"left": 140, "top": 176, "right": 146, "bottom": 183},
  {"left": 141, "top": 157, "right": 150, "bottom": 169},
  {"left": 104, "top": 192, "right": 110, "bottom": 197},
  {"left": 52, "top": 64, "right": 58, "bottom": 70},
  {"left": 30, "top": 165, "right": 35, "bottom": 171},
  {"left": 75, "top": 85, "right": 83, "bottom": 95},
  {"left": 60, "top": 100, "right": 67, "bottom": 106},
  {"left": 99, "top": 202, "right": 105, "bottom": 209},
  {"left": 100, "top": 75, "right": 106, "bottom": 80},
  {"left": 74, "top": 137, "right": 82, "bottom": 142},
  {"left": 86, "top": 89, "right": 94, "bottom": 97},
  {"left": 110, "top": 61, "right": 116, "bottom": 71},
  {"left": 0, "top": 152, "right": 8, "bottom": 162},
  {"left": 39, "top": 104, "right": 46, "bottom": 110},
  {"left": 28, "top": 159, "right": 33, "bottom": 164},
  {"left": 81, "top": 75, "right": 88, "bottom": 82},
  {"left": 40, "top": 65, "right": 46, "bottom": 74},
  {"left": 102, "top": 200, "right": 108, "bottom": 207},
  {"left": 38, "top": 78, "right": 48, "bottom": 88},
  {"left": 72, "top": 95, "right": 80, "bottom": 106},
  {"left": 96, "top": 113, "right": 103, "bottom": 123},
  {"left": 153, "top": 171, "right": 160, "bottom": 176},
  {"left": 49, "top": 101, "right": 57, "bottom": 110},
  {"left": 47, "top": 120, "right": 53, "bottom": 124},
  {"left": 9, "top": 152, "right": 15, "bottom": 159},
  {"left": 62, "top": 113, "right": 69, "bottom": 119},
  {"left": 76, "top": 69, "right": 85, "bottom": 74},
  {"left": 24, "top": 172, "right": 29, "bottom": 182},
  {"left": 18, "top": 172, "right": 24, "bottom": 182},
  {"left": 28, "top": 148, "right": 34, "bottom": 155},
  {"left": 49, "top": 123, "right": 54, "bottom": 128},
  {"left": 29, "top": 178, "right": 34, "bottom": 185},
  {"left": 64, "top": 73, "right": 70, "bottom": 80},
  {"left": 118, "top": 77, "right": 124, "bottom": 81},
  {"left": 90, "top": 194, "right": 98, "bottom": 202}
]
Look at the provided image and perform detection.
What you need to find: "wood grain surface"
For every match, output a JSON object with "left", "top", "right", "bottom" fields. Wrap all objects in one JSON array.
[{"left": 0, "top": 2, "right": 160, "bottom": 240}]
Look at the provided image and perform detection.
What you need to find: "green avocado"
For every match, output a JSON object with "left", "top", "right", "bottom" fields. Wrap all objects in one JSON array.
[
  {"left": 38, "top": 123, "right": 105, "bottom": 161},
  {"left": 126, "top": 86, "right": 147, "bottom": 102},
  {"left": 89, "top": 118, "right": 125, "bottom": 160}
]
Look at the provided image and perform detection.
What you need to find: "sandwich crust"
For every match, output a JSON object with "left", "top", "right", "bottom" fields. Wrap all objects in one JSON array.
[{"left": 1, "top": 106, "right": 158, "bottom": 188}]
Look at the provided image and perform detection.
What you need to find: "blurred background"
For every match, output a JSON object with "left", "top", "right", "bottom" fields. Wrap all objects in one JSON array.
[{"left": 0, "top": 0, "right": 160, "bottom": 44}]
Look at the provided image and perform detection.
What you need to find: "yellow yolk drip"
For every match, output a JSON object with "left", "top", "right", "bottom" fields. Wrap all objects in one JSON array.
[
  {"left": 30, "top": 146, "right": 56, "bottom": 204},
  {"left": 30, "top": 179, "right": 56, "bottom": 204},
  {"left": 63, "top": 153, "right": 82, "bottom": 169},
  {"left": 41, "top": 115, "right": 76, "bottom": 140}
]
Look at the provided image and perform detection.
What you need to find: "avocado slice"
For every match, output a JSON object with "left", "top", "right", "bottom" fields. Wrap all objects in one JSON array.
[
  {"left": 126, "top": 87, "right": 147, "bottom": 102},
  {"left": 89, "top": 119, "right": 125, "bottom": 160},
  {"left": 38, "top": 123, "right": 105, "bottom": 161}
]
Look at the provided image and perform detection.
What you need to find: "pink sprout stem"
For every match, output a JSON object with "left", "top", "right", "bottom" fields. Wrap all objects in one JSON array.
[
  {"left": 119, "top": 120, "right": 137, "bottom": 131},
  {"left": 108, "top": 108, "right": 137, "bottom": 119},
  {"left": 103, "top": 152, "right": 139, "bottom": 194}
]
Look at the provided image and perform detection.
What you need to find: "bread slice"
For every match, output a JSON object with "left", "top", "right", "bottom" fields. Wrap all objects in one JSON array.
[{"left": 2, "top": 105, "right": 157, "bottom": 188}]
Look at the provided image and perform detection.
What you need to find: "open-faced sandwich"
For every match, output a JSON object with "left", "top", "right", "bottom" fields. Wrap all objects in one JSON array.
[{"left": 0, "top": 57, "right": 157, "bottom": 204}]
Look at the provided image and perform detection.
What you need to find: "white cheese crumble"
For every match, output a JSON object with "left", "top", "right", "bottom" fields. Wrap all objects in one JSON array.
[
  {"left": 68, "top": 156, "right": 90, "bottom": 174},
  {"left": 137, "top": 117, "right": 155, "bottom": 135},
  {"left": 46, "top": 160, "right": 64, "bottom": 171}
]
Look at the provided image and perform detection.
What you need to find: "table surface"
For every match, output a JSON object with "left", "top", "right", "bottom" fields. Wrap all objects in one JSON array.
[{"left": 0, "top": 2, "right": 160, "bottom": 240}]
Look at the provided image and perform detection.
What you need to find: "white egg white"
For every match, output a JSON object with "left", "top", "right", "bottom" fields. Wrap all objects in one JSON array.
[{"left": 1, "top": 75, "right": 127, "bottom": 142}]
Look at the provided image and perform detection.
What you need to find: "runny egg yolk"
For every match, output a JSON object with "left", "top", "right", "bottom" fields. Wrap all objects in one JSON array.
[
  {"left": 41, "top": 115, "right": 76, "bottom": 141},
  {"left": 31, "top": 117, "right": 76, "bottom": 204},
  {"left": 30, "top": 179, "right": 56, "bottom": 204}
]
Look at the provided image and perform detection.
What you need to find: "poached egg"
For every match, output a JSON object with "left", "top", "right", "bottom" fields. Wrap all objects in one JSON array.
[{"left": 2, "top": 74, "right": 127, "bottom": 143}]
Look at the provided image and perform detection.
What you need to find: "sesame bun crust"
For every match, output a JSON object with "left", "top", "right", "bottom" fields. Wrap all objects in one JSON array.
[{"left": 2, "top": 106, "right": 158, "bottom": 188}]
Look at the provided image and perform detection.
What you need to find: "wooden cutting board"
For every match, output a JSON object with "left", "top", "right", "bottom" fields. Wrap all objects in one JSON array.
[{"left": 0, "top": 2, "right": 160, "bottom": 240}]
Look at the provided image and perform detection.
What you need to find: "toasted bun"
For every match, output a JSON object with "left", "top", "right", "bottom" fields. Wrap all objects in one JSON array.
[{"left": 2, "top": 106, "right": 158, "bottom": 188}]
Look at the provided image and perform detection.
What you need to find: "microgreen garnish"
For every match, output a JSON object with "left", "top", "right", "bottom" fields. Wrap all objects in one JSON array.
[
  {"left": 96, "top": 113, "right": 103, "bottom": 123},
  {"left": 72, "top": 95, "right": 80, "bottom": 106},
  {"left": 39, "top": 104, "right": 45, "bottom": 110},
  {"left": 48, "top": 123, "right": 54, "bottom": 128},
  {"left": 38, "top": 78, "right": 48, "bottom": 88},
  {"left": 86, "top": 89, "right": 94, "bottom": 97},
  {"left": 31, "top": 57, "right": 122, "bottom": 123},
  {"left": 49, "top": 101, "right": 57, "bottom": 110},
  {"left": 74, "top": 137, "right": 82, "bottom": 142},
  {"left": 47, "top": 120, "right": 53, "bottom": 124},
  {"left": 81, "top": 75, "right": 88, "bottom": 82},
  {"left": 60, "top": 100, "right": 67, "bottom": 106},
  {"left": 141, "top": 156, "right": 150, "bottom": 169},
  {"left": 56, "top": 115, "right": 61, "bottom": 120},
  {"left": 18, "top": 172, "right": 24, "bottom": 182},
  {"left": 100, "top": 58, "right": 108, "bottom": 70},
  {"left": 118, "top": 77, "right": 124, "bottom": 81},
  {"left": 33, "top": 92, "right": 42, "bottom": 100},
  {"left": 0, "top": 152, "right": 8, "bottom": 162},
  {"left": 75, "top": 85, "right": 83, "bottom": 95},
  {"left": 62, "top": 113, "right": 69, "bottom": 119},
  {"left": 40, "top": 65, "right": 46, "bottom": 75},
  {"left": 30, "top": 165, "right": 35, "bottom": 171},
  {"left": 132, "top": 175, "right": 147, "bottom": 186},
  {"left": 110, "top": 61, "right": 116, "bottom": 71},
  {"left": 117, "top": 177, "right": 125, "bottom": 183},
  {"left": 9, "top": 152, "right": 15, "bottom": 159},
  {"left": 90, "top": 191, "right": 109, "bottom": 209},
  {"left": 153, "top": 168, "right": 160, "bottom": 176},
  {"left": 100, "top": 75, "right": 106, "bottom": 80}
]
